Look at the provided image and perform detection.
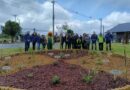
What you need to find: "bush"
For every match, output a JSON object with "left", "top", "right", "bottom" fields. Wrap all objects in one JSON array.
[
  {"left": 52, "top": 62, "right": 59, "bottom": 66},
  {"left": 52, "top": 75, "right": 60, "bottom": 85},
  {"left": 82, "top": 75, "right": 93, "bottom": 84}
]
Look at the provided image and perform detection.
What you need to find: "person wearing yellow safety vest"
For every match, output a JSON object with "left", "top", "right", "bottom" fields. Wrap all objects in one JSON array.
[
  {"left": 98, "top": 33, "right": 105, "bottom": 51},
  {"left": 76, "top": 36, "right": 82, "bottom": 49}
]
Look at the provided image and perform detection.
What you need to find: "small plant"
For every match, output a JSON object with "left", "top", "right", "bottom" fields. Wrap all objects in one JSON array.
[
  {"left": 51, "top": 75, "right": 60, "bottom": 85},
  {"left": 82, "top": 75, "right": 93, "bottom": 84},
  {"left": 52, "top": 61, "right": 59, "bottom": 66},
  {"left": 27, "top": 73, "right": 34, "bottom": 78}
]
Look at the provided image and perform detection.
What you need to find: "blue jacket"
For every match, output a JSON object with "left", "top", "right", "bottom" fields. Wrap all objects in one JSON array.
[
  {"left": 36, "top": 36, "right": 41, "bottom": 43},
  {"left": 31, "top": 34, "right": 37, "bottom": 42},
  {"left": 24, "top": 34, "right": 31, "bottom": 43},
  {"left": 105, "top": 33, "right": 113, "bottom": 42},
  {"left": 91, "top": 34, "right": 98, "bottom": 43}
]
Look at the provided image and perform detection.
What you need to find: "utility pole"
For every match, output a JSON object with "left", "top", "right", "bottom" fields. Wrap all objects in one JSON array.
[
  {"left": 103, "top": 25, "right": 105, "bottom": 36},
  {"left": 51, "top": 0, "right": 55, "bottom": 42},
  {"left": 99, "top": 18, "right": 102, "bottom": 34},
  {"left": 13, "top": 14, "right": 17, "bottom": 22}
]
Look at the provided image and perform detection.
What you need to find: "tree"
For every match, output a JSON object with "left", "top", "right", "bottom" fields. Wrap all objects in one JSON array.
[
  {"left": 2, "top": 20, "right": 21, "bottom": 42},
  {"left": 62, "top": 24, "right": 74, "bottom": 35}
]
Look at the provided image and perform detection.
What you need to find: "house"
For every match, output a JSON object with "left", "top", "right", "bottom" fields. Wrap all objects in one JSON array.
[{"left": 109, "top": 23, "right": 130, "bottom": 43}]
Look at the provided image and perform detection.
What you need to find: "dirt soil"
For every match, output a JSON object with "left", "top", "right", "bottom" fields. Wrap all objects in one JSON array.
[{"left": 0, "top": 61, "right": 129, "bottom": 90}]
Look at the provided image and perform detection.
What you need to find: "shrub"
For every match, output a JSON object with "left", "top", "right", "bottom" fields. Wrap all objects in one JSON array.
[
  {"left": 52, "top": 75, "right": 60, "bottom": 85},
  {"left": 52, "top": 62, "right": 59, "bottom": 66},
  {"left": 82, "top": 75, "right": 93, "bottom": 84}
]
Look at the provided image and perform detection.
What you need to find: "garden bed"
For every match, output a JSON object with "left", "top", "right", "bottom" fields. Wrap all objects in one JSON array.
[{"left": 0, "top": 61, "right": 129, "bottom": 90}]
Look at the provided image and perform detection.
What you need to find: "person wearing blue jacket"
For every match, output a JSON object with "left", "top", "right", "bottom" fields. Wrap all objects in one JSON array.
[
  {"left": 31, "top": 32, "right": 37, "bottom": 50},
  {"left": 91, "top": 32, "right": 98, "bottom": 50},
  {"left": 36, "top": 34, "right": 41, "bottom": 50},
  {"left": 105, "top": 31, "right": 113, "bottom": 51},
  {"left": 24, "top": 32, "right": 31, "bottom": 52}
]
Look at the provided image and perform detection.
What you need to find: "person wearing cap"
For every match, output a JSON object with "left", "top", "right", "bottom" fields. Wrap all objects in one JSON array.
[
  {"left": 91, "top": 32, "right": 98, "bottom": 50},
  {"left": 98, "top": 33, "right": 104, "bottom": 51}
]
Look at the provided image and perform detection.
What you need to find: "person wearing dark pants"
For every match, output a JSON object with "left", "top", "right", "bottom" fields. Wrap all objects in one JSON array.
[
  {"left": 98, "top": 33, "right": 104, "bottom": 51},
  {"left": 60, "top": 34, "right": 66, "bottom": 49},
  {"left": 31, "top": 32, "right": 37, "bottom": 51},
  {"left": 91, "top": 32, "right": 98, "bottom": 50},
  {"left": 105, "top": 32, "right": 113, "bottom": 51},
  {"left": 99, "top": 43, "right": 103, "bottom": 51},
  {"left": 41, "top": 35, "right": 47, "bottom": 50},
  {"left": 82, "top": 33, "right": 90, "bottom": 50},
  {"left": 76, "top": 37, "right": 82, "bottom": 49},
  {"left": 24, "top": 32, "right": 31, "bottom": 52}
]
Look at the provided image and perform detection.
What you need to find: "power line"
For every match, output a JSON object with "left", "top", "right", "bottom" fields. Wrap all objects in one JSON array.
[{"left": 56, "top": 1, "right": 91, "bottom": 19}]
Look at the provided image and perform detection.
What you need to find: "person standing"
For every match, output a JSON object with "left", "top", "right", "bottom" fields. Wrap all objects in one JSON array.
[
  {"left": 60, "top": 33, "right": 66, "bottom": 49},
  {"left": 36, "top": 34, "right": 41, "bottom": 50},
  {"left": 98, "top": 33, "right": 104, "bottom": 51},
  {"left": 82, "top": 33, "right": 90, "bottom": 50},
  {"left": 91, "top": 32, "right": 98, "bottom": 50},
  {"left": 24, "top": 32, "right": 31, "bottom": 52},
  {"left": 41, "top": 35, "right": 47, "bottom": 50},
  {"left": 47, "top": 32, "right": 53, "bottom": 50},
  {"left": 31, "top": 32, "right": 37, "bottom": 51},
  {"left": 105, "top": 32, "right": 113, "bottom": 51},
  {"left": 76, "top": 36, "right": 82, "bottom": 49}
]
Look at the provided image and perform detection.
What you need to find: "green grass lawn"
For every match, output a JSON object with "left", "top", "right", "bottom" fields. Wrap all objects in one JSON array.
[
  {"left": 0, "top": 43, "right": 130, "bottom": 57},
  {"left": 112, "top": 43, "right": 130, "bottom": 57}
]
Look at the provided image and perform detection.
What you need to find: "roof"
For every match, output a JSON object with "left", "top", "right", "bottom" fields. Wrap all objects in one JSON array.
[{"left": 109, "top": 23, "right": 130, "bottom": 33}]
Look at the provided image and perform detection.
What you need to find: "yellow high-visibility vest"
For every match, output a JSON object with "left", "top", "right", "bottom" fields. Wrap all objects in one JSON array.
[{"left": 98, "top": 35, "right": 104, "bottom": 43}]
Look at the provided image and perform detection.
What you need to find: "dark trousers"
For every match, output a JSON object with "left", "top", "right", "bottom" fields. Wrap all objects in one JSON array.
[
  {"left": 32, "top": 42, "right": 36, "bottom": 50},
  {"left": 99, "top": 43, "right": 103, "bottom": 51},
  {"left": 61, "top": 41, "right": 65, "bottom": 49},
  {"left": 42, "top": 43, "right": 46, "bottom": 50},
  {"left": 92, "top": 42, "right": 97, "bottom": 50},
  {"left": 106, "top": 41, "right": 111, "bottom": 51},
  {"left": 25, "top": 42, "right": 30, "bottom": 52},
  {"left": 47, "top": 43, "right": 52, "bottom": 50},
  {"left": 83, "top": 43, "right": 90, "bottom": 50},
  {"left": 68, "top": 42, "right": 71, "bottom": 49}
]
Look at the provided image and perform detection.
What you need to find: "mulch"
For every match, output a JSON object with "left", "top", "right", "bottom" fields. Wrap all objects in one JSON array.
[{"left": 0, "top": 61, "right": 129, "bottom": 90}]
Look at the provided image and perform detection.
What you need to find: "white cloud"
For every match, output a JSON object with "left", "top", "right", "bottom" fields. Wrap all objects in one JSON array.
[{"left": 0, "top": 0, "right": 130, "bottom": 35}]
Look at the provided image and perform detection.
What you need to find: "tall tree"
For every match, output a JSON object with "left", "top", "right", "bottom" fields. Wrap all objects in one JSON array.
[{"left": 2, "top": 20, "right": 21, "bottom": 42}]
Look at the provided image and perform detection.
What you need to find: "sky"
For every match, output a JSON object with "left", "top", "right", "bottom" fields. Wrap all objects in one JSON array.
[{"left": 0, "top": 0, "right": 130, "bottom": 34}]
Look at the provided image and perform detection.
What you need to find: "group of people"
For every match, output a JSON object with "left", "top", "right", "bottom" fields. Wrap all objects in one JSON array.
[
  {"left": 24, "top": 32, "right": 52, "bottom": 52},
  {"left": 24, "top": 31, "right": 113, "bottom": 52},
  {"left": 60, "top": 31, "right": 113, "bottom": 51}
]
